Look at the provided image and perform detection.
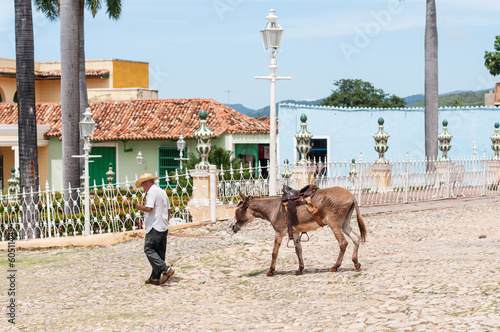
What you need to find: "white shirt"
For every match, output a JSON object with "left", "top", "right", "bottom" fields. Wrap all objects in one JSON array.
[{"left": 144, "top": 184, "right": 170, "bottom": 233}]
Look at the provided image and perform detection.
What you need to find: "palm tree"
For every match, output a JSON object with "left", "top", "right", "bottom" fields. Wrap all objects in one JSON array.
[
  {"left": 35, "top": 0, "right": 121, "bottom": 193},
  {"left": 60, "top": 0, "right": 81, "bottom": 200},
  {"left": 425, "top": 0, "right": 439, "bottom": 164},
  {"left": 15, "top": 0, "right": 40, "bottom": 238}
]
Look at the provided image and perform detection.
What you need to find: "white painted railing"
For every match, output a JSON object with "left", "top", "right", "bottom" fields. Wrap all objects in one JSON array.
[{"left": 1, "top": 155, "right": 499, "bottom": 241}]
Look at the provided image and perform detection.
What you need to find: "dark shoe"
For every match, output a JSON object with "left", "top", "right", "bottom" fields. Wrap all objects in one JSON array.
[
  {"left": 145, "top": 278, "right": 160, "bottom": 285},
  {"left": 160, "top": 268, "right": 175, "bottom": 285}
]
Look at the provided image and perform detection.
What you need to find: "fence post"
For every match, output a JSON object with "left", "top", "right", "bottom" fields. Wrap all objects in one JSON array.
[
  {"left": 482, "top": 153, "right": 487, "bottom": 196},
  {"left": 45, "top": 181, "right": 52, "bottom": 238},
  {"left": 404, "top": 153, "right": 409, "bottom": 203},
  {"left": 357, "top": 153, "right": 363, "bottom": 206},
  {"left": 209, "top": 165, "right": 217, "bottom": 222}
]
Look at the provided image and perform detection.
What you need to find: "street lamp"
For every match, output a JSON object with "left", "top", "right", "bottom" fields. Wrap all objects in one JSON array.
[
  {"left": 254, "top": 9, "right": 292, "bottom": 196},
  {"left": 72, "top": 108, "right": 100, "bottom": 235},
  {"left": 136, "top": 151, "right": 144, "bottom": 164},
  {"left": 175, "top": 134, "right": 188, "bottom": 170}
]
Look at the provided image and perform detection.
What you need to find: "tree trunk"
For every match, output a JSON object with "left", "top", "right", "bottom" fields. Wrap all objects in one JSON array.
[
  {"left": 60, "top": 0, "right": 81, "bottom": 200},
  {"left": 15, "top": 0, "right": 40, "bottom": 239},
  {"left": 425, "top": 0, "right": 439, "bottom": 167},
  {"left": 78, "top": 7, "right": 88, "bottom": 179}
]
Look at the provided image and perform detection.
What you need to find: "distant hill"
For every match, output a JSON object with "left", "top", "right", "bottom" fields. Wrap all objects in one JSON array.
[
  {"left": 404, "top": 94, "right": 424, "bottom": 106},
  {"left": 226, "top": 89, "right": 492, "bottom": 118},
  {"left": 409, "top": 90, "right": 489, "bottom": 107},
  {"left": 225, "top": 103, "right": 256, "bottom": 116},
  {"left": 232, "top": 99, "right": 324, "bottom": 118}
]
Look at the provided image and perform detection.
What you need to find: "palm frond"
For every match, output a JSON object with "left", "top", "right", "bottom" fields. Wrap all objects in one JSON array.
[
  {"left": 105, "top": 0, "right": 122, "bottom": 20},
  {"left": 85, "top": 0, "right": 101, "bottom": 18},
  {"left": 33, "top": 0, "right": 60, "bottom": 21}
]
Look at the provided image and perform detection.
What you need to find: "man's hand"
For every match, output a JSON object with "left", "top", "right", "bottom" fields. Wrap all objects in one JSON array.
[{"left": 136, "top": 204, "right": 153, "bottom": 213}]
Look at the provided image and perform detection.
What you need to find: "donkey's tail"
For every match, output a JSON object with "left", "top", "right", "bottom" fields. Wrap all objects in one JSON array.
[{"left": 354, "top": 200, "right": 367, "bottom": 243}]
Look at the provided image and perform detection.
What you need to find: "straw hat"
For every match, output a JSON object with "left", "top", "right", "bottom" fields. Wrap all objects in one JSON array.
[{"left": 135, "top": 173, "right": 159, "bottom": 188}]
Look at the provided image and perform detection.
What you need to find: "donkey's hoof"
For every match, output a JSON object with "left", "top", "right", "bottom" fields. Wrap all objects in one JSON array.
[
  {"left": 266, "top": 270, "right": 274, "bottom": 277},
  {"left": 295, "top": 270, "right": 302, "bottom": 276},
  {"left": 331, "top": 267, "right": 338, "bottom": 272},
  {"left": 354, "top": 263, "right": 361, "bottom": 270}
]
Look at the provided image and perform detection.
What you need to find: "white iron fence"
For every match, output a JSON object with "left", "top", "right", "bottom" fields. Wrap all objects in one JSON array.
[{"left": 2, "top": 155, "right": 499, "bottom": 241}]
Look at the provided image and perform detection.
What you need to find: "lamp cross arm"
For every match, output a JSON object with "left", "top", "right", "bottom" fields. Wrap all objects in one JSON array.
[
  {"left": 254, "top": 75, "right": 292, "bottom": 80},
  {"left": 71, "top": 154, "right": 103, "bottom": 159}
]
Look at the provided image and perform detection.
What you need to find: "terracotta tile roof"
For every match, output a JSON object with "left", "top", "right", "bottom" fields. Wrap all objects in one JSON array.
[
  {"left": 0, "top": 67, "right": 109, "bottom": 78},
  {"left": 254, "top": 116, "right": 278, "bottom": 131},
  {"left": 0, "top": 98, "right": 269, "bottom": 141}
]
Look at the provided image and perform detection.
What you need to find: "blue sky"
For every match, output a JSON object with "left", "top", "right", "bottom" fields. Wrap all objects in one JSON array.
[{"left": 1, "top": 0, "right": 500, "bottom": 109}]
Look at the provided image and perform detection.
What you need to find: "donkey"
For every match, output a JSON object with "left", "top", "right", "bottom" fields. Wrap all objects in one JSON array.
[{"left": 230, "top": 187, "right": 367, "bottom": 276}]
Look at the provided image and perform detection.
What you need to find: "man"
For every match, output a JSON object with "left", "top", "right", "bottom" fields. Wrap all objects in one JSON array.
[{"left": 136, "top": 173, "right": 174, "bottom": 286}]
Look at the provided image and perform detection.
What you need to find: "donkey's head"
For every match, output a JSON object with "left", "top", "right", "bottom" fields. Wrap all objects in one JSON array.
[{"left": 230, "top": 191, "right": 256, "bottom": 233}]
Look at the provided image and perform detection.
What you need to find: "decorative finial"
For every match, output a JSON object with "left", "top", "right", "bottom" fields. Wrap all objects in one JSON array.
[
  {"left": 194, "top": 109, "right": 215, "bottom": 169},
  {"left": 491, "top": 122, "right": 500, "bottom": 160},
  {"left": 373, "top": 118, "right": 390, "bottom": 164},
  {"left": 295, "top": 114, "right": 313, "bottom": 165},
  {"left": 438, "top": 120, "right": 453, "bottom": 161},
  {"left": 199, "top": 109, "right": 207, "bottom": 120}
]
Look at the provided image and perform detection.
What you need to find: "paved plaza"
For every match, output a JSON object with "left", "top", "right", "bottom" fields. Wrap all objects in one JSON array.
[{"left": 1, "top": 197, "right": 499, "bottom": 331}]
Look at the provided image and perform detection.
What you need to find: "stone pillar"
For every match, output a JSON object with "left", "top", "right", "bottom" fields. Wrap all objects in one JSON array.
[
  {"left": 291, "top": 164, "right": 316, "bottom": 189},
  {"left": 371, "top": 164, "right": 393, "bottom": 191},
  {"left": 372, "top": 117, "right": 392, "bottom": 191},
  {"left": 188, "top": 110, "right": 230, "bottom": 222},
  {"left": 291, "top": 114, "right": 315, "bottom": 188},
  {"left": 188, "top": 168, "right": 220, "bottom": 222}
]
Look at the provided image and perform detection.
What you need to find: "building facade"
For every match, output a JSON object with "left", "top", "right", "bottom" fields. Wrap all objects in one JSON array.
[
  {"left": 0, "top": 57, "right": 156, "bottom": 103},
  {"left": 278, "top": 103, "right": 500, "bottom": 166},
  {"left": 0, "top": 99, "right": 270, "bottom": 191}
]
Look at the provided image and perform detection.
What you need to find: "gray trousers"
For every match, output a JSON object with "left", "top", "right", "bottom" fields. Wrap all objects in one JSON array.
[{"left": 144, "top": 228, "right": 169, "bottom": 279}]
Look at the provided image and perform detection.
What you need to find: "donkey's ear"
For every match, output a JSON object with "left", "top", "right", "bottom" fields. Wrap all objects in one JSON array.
[{"left": 238, "top": 190, "right": 246, "bottom": 200}]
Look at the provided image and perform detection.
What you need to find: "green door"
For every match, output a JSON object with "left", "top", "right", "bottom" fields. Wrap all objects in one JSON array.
[{"left": 89, "top": 147, "right": 116, "bottom": 187}]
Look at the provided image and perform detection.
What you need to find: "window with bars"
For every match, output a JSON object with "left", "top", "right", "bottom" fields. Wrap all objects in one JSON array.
[{"left": 158, "top": 147, "right": 184, "bottom": 188}]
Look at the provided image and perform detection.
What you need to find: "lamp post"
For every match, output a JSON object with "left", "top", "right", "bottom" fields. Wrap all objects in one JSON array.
[
  {"left": 175, "top": 134, "right": 189, "bottom": 170},
  {"left": 254, "top": 9, "right": 292, "bottom": 196},
  {"left": 72, "top": 108, "right": 100, "bottom": 235}
]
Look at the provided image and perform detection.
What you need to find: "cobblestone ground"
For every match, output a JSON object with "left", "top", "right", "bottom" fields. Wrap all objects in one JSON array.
[{"left": 1, "top": 200, "right": 499, "bottom": 331}]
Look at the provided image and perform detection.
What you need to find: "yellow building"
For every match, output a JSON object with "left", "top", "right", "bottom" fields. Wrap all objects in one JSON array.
[
  {"left": 0, "top": 58, "right": 157, "bottom": 191},
  {"left": 0, "top": 58, "right": 157, "bottom": 103}
]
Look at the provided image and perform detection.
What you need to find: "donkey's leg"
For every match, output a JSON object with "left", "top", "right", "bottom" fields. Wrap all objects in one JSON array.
[
  {"left": 330, "top": 225, "right": 349, "bottom": 272},
  {"left": 292, "top": 232, "right": 304, "bottom": 275},
  {"left": 268, "top": 231, "right": 286, "bottom": 277},
  {"left": 342, "top": 207, "right": 362, "bottom": 270}
]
